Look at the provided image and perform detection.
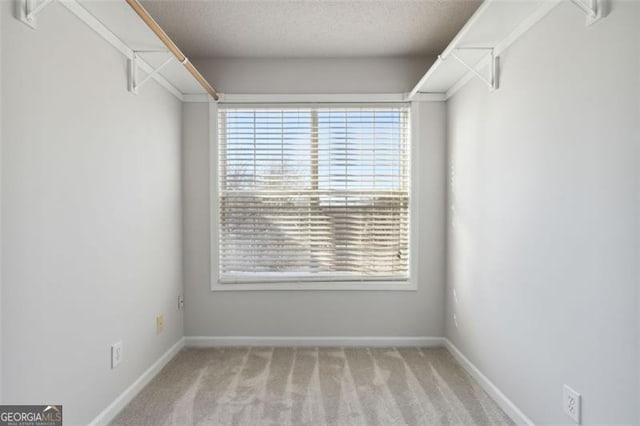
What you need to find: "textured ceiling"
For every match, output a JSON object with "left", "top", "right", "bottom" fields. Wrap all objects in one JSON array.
[{"left": 140, "top": 0, "right": 483, "bottom": 59}]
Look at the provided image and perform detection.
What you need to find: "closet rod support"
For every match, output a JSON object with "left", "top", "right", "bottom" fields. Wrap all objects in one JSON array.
[
  {"left": 26, "top": 0, "right": 54, "bottom": 21},
  {"left": 128, "top": 52, "right": 176, "bottom": 95},
  {"left": 440, "top": 48, "right": 499, "bottom": 91},
  {"left": 17, "top": 0, "right": 55, "bottom": 29},
  {"left": 570, "top": 0, "right": 606, "bottom": 25}
]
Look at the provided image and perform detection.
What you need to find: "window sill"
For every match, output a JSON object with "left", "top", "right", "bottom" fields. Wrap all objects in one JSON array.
[{"left": 210, "top": 280, "right": 417, "bottom": 292}]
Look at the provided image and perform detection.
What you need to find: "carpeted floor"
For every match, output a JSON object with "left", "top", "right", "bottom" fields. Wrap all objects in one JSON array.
[{"left": 112, "top": 347, "right": 514, "bottom": 426}]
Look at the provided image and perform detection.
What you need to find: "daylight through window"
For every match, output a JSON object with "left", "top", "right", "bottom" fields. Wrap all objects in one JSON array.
[{"left": 218, "top": 105, "right": 410, "bottom": 283}]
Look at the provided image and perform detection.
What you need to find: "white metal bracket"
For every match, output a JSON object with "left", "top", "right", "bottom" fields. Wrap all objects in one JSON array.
[
  {"left": 570, "top": 0, "right": 606, "bottom": 26},
  {"left": 128, "top": 51, "right": 178, "bottom": 95},
  {"left": 441, "top": 47, "right": 499, "bottom": 91},
  {"left": 17, "top": 0, "right": 55, "bottom": 29}
]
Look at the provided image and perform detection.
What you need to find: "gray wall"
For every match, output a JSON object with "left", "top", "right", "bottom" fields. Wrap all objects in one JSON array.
[
  {"left": 0, "top": 1, "right": 3, "bottom": 404},
  {"left": 1, "top": 2, "right": 183, "bottom": 424},
  {"left": 182, "top": 98, "right": 447, "bottom": 337},
  {"left": 446, "top": 1, "right": 639, "bottom": 424},
  {"left": 194, "top": 57, "right": 433, "bottom": 94}
]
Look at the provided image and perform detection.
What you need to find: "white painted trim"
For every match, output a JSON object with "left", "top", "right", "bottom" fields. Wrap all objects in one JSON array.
[
  {"left": 182, "top": 93, "right": 215, "bottom": 103},
  {"left": 218, "top": 93, "right": 409, "bottom": 104},
  {"left": 443, "top": 339, "right": 534, "bottom": 426},
  {"left": 88, "top": 337, "right": 185, "bottom": 426},
  {"left": 209, "top": 101, "right": 220, "bottom": 292},
  {"left": 185, "top": 336, "right": 445, "bottom": 348},
  {"left": 210, "top": 281, "right": 417, "bottom": 291},
  {"left": 57, "top": 0, "right": 185, "bottom": 101},
  {"left": 209, "top": 103, "right": 419, "bottom": 292},
  {"left": 411, "top": 92, "right": 446, "bottom": 102},
  {"left": 215, "top": 93, "right": 445, "bottom": 104},
  {"left": 183, "top": 93, "right": 446, "bottom": 104},
  {"left": 87, "top": 335, "right": 528, "bottom": 424}
]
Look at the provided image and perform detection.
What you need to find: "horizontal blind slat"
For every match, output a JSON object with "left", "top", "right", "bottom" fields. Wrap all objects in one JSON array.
[{"left": 218, "top": 105, "right": 410, "bottom": 282}]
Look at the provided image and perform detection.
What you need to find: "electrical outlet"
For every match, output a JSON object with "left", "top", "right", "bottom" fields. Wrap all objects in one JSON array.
[
  {"left": 111, "top": 341, "right": 123, "bottom": 369},
  {"left": 178, "top": 295, "right": 184, "bottom": 310},
  {"left": 563, "top": 385, "right": 581, "bottom": 424},
  {"left": 156, "top": 315, "right": 164, "bottom": 334}
]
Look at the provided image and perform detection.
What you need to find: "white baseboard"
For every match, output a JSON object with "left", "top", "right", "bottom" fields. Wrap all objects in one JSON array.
[
  {"left": 89, "top": 337, "right": 185, "bottom": 426},
  {"left": 185, "top": 336, "right": 445, "bottom": 348},
  {"left": 87, "top": 335, "right": 529, "bottom": 425},
  {"left": 443, "top": 339, "right": 534, "bottom": 426}
]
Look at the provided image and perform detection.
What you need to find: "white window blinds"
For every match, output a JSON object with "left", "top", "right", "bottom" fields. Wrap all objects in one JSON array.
[{"left": 218, "top": 105, "right": 410, "bottom": 283}]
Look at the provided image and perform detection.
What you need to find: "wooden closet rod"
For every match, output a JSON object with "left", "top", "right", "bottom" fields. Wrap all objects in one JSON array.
[{"left": 125, "top": 0, "right": 219, "bottom": 101}]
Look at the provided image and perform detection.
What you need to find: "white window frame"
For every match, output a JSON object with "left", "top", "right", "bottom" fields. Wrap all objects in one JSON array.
[{"left": 210, "top": 101, "right": 419, "bottom": 291}]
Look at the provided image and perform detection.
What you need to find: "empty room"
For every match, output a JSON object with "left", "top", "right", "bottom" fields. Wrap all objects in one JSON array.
[{"left": 1, "top": 0, "right": 639, "bottom": 424}]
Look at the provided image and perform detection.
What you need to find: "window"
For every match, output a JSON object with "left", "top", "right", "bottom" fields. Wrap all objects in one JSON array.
[{"left": 217, "top": 104, "right": 410, "bottom": 286}]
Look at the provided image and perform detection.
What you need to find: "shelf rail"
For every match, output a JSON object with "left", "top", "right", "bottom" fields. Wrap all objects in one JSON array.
[{"left": 125, "top": 0, "right": 219, "bottom": 101}]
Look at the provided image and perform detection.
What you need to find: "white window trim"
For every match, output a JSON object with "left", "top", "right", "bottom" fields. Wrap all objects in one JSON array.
[{"left": 209, "top": 101, "right": 419, "bottom": 291}]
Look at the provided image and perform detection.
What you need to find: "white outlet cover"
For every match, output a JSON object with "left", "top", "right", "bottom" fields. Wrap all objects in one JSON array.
[
  {"left": 111, "top": 341, "right": 123, "bottom": 369},
  {"left": 563, "top": 385, "right": 581, "bottom": 424}
]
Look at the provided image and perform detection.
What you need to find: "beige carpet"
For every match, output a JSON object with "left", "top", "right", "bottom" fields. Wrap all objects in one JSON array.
[{"left": 112, "top": 347, "right": 513, "bottom": 426}]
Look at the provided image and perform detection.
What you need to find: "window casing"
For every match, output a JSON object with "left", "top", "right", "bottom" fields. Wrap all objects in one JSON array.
[{"left": 215, "top": 104, "right": 412, "bottom": 288}]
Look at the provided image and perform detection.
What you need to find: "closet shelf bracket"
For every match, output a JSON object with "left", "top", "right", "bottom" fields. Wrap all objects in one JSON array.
[
  {"left": 128, "top": 52, "right": 179, "bottom": 95},
  {"left": 570, "top": 0, "right": 606, "bottom": 26},
  {"left": 17, "top": 0, "right": 55, "bottom": 29},
  {"left": 440, "top": 47, "right": 499, "bottom": 91}
]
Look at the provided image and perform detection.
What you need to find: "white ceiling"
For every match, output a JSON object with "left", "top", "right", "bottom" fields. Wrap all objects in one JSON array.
[{"left": 140, "top": 0, "right": 483, "bottom": 59}]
